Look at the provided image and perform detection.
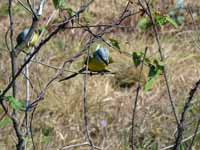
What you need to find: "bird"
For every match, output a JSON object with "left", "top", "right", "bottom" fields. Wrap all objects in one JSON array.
[
  {"left": 59, "top": 46, "right": 113, "bottom": 82},
  {"left": 15, "top": 28, "right": 39, "bottom": 54}
]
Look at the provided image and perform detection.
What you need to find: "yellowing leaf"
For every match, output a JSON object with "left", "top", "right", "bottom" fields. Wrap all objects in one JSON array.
[{"left": 109, "top": 38, "right": 120, "bottom": 50}]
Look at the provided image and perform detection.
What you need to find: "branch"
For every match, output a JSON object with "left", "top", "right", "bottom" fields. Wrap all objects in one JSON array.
[
  {"left": 131, "top": 47, "right": 148, "bottom": 150},
  {"left": 173, "top": 79, "right": 200, "bottom": 150},
  {"left": 138, "top": 0, "right": 179, "bottom": 124},
  {"left": 17, "top": 0, "right": 32, "bottom": 14}
]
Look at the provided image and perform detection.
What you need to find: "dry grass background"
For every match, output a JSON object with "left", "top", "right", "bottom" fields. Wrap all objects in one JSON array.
[{"left": 1, "top": 0, "right": 200, "bottom": 149}]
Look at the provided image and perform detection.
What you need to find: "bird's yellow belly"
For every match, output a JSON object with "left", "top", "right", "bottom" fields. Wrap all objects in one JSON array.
[
  {"left": 30, "top": 33, "right": 39, "bottom": 46},
  {"left": 88, "top": 58, "right": 106, "bottom": 72}
]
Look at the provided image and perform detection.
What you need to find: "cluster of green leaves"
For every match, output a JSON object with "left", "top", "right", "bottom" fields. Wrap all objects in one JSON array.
[
  {"left": 154, "top": 13, "right": 178, "bottom": 28},
  {"left": 52, "top": 0, "right": 75, "bottom": 17},
  {"left": 42, "top": 127, "right": 53, "bottom": 145},
  {"left": 0, "top": 117, "right": 12, "bottom": 129},
  {"left": 52, "top": 0, "right": 66, "bottom": 10},
  {"left": 0, "top": 96, "right": 25, "bottom": 129},
  {"left": 132, "top": 51, "right": 164, "bottom": 92},
  {"left": 4, "top": 96, "right": 25, "bottom": 111},
  {"left": 137, "top": 12, "right": 178, "bottom": 31}
]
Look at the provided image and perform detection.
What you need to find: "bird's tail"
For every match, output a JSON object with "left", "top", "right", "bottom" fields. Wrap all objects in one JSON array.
[{"left": 59, "top": 67, "right": 86, "bottom": 82}]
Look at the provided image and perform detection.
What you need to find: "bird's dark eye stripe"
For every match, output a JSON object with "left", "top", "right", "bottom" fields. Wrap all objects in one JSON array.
[{"left": 97, "top": 52, "right": 108, "bottom": 65}]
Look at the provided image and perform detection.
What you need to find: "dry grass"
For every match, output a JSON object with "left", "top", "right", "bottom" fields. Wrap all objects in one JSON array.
[{"left": 1, "top": 0, "right": 200, "bottom": 149}]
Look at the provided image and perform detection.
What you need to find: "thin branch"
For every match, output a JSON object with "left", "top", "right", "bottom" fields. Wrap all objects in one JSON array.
[
  {"left": 54, "top": 24, "right": 134, "bottom": 29},
  {"left": 161, "top": 128, "right": 200, "bottom": 150},
  {"left": 8, "top": 0, "right": 16, "bottom": 98},
  {"left": 131, "top": 47, "right": 148, "bottom": 150},
  {"left": 83, "top": 41, "right": 95, "bottom": 150},
  {"left": 17, "top": 0, "right": 32, "bottom": 13},
  {"left": 30, "top": 107, "right": 37, "bottom": 150},
  {"left": 173, "top": 80, "right": 200, "bottom": 150},
  {"left": 4, "top": 28, "right": 10, "bottom": 52},
  {"left": 8, "top": 0, "right": 25, "bottom": 149},
  {"left": 138, "top": 0, "right": 179, "bottom": 124},
  {"left": 26, "top": 0, "right": 37, "bottom": 18},
  {"left": 188, "top": 115, "right": 200, "bottom": 150},
  {"left": 25, "top": 56, "right": 30, "bottom": 137},
  {"left": 37, "top": 0, "right": 46, "bottom": 16}
]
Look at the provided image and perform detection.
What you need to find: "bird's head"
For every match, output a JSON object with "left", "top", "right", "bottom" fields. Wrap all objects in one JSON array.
[
  {"left": 16, "top": 28, "right": 30, "bottom": 45},
  {"left": 95, "top": 47, "right": 110, "bottom": 65}
]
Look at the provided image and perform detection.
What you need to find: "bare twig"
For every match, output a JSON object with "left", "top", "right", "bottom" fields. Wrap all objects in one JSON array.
[
  {"left": 8, "top": 0, "right": 25, "bottom": 149},
  {"left": 173, "top": 80, "right": 200, "bottom": 150},
  {"left": 188, "top": 115, "right": 200, "bottom": 150},
  {"left": 26, "top": 0, "right": 37, "bottom": 18},
  {"left": 17, "top": 0, "right": 32, "bottom": 13},
  {"left": 131, "top": 47, "right": 148, "bottom": 150},
  {"left": 161, "top": 128, "right": 200, "bottom": 150},
  {"left": 24, "top": 56, "right": 30, "bottom": 138},
  {"left": 138, "top": 0, "right": 179, "bottom": 124},
  {"left": 83, "top": 40, "right": 95, "bottom": 150}
]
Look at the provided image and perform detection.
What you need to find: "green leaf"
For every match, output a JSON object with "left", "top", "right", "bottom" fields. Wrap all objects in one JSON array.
[
  {"left": 38, "top": 26, "right": 47, "bottom": 34},
  {"left": 132, "top": 51, "right": 152, "bottom": 67},
  {"left": 0, "top": 117, "right": 12, "bottom": 129},
  {"left": 132, "top": 51, "right": 144, "bottom": 67},
  {"left": 42, "top": 127, "right": 53, "bottom": 144},
  {"left": 153, "top": 59, "right": 164, "bottom": 72},
  {"left": 144, "top": 71, "right": 159, "bottom": 92},
  {"left": 148, "top": 64, "right": 157, "bottom": 77},
  {"left": 165, "top": 16, "right": 178, "bottom": 28},
  {"left": 155, "top": 15, "right": 167, "bottom": 26},
  {"left": 5, "top": 96, "right": 24, "bottom": 111},
  {"left": 5, "top": 96, "right": 14, "bottom": 102},
  {"left": 52, "top": 0, "right": 66, "bottom": 9},
  {"left": 42, "top": 127, "right": 53, "bottom": 136},
  {"left": 179, "top": 143, "right": 186, "bottom": 150},
  {"left": 109, "top": 38, "right": 120, "bottom": 50},
  {"left": 193, "top": 128, "right": 200, "bottom": 144},
  {"left": 137, "top": 17, "right": 151, "bottom": 30},
  {"left": 144, "top": 57, "right": 151, "bottom": 65},
  {"left": 144, "top": 63, "right": 162, "bottom": 92},
  {"left": 152, "top": 142, "right": 158, "bottom": 150},
  {"left": 65, "top": 8, "right": 74, "bottom": 17}
]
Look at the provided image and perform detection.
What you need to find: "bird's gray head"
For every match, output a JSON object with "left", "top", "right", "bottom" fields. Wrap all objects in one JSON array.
[
  {"left": 94, "top": 47, "right": 109, "bottom": 65},
  {"left": 16, "top": 28, "right": 30, "bottom": 45}
]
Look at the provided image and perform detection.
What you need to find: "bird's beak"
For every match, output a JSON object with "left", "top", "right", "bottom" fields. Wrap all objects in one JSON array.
[{"left": 104, "top": 59, "right": 109, "bottom": 65}]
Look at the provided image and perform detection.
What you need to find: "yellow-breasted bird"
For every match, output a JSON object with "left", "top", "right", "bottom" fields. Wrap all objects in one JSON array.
[
  {"left": 59, "top": 46, "right": 113, "bottom": 81},
  {"left": 15, "top": 28, "right": 39, "bottom": 54}
]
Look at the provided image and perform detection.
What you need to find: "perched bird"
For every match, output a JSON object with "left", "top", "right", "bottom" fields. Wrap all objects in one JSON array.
[
  {"left": 59, "top": 46, "right": 112, "bottom": 81},
  {"left": 168, "top": 0, "right": 185, "bottom": 26},
  {"left": 15, "top": 28, "right": 39, "bottom": 54}
]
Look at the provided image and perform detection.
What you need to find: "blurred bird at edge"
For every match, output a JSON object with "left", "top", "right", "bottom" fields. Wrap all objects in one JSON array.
[{"left": 15, "top": 28, "right": 39, "bottom": 54}]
